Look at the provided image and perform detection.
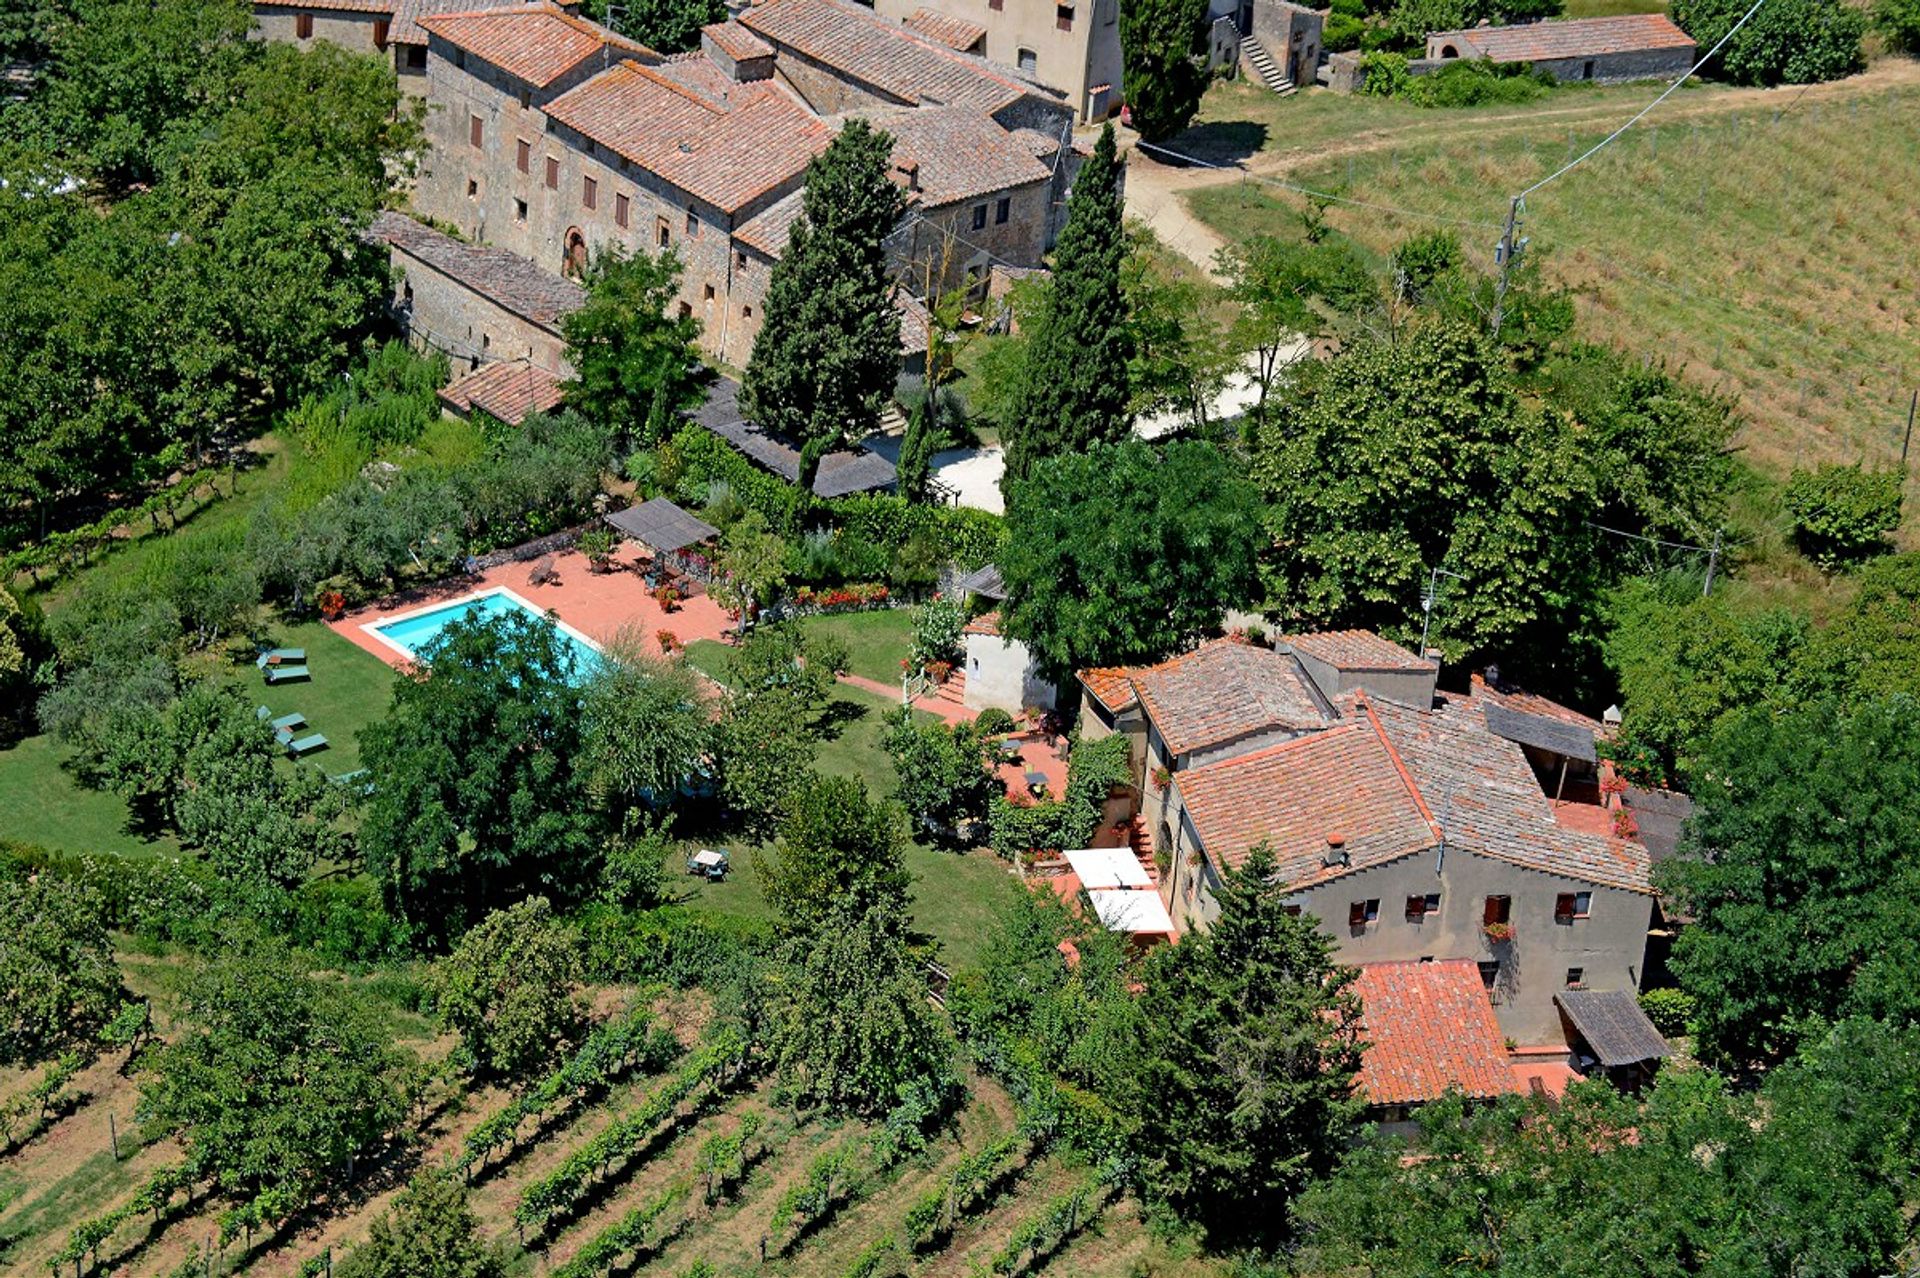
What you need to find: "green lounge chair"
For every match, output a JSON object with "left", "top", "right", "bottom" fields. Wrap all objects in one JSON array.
[
  {"left": 256, "top": 647, "right": 306, "bottom": 669},
  {"left": 265, "top": 664, "right": 310, "bottom": 684},
  {"left": 270, "top": 712, "right": 306, "bottom": 732},
  {"left": 285, "top": 732, "right": 328, "bottom": 756}
]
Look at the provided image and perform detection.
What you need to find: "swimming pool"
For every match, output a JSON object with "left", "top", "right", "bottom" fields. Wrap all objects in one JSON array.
[{"left": 365, "top": 588, "right": 602, "bottom": 676}]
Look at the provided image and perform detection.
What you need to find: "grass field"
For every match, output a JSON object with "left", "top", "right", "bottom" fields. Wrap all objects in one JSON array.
[
  {"left": 795, "top": 609, "right": 915, "bottom": 685},
  {"left": 1172, "top": 63, "right": 1920, "bottom": 493}
]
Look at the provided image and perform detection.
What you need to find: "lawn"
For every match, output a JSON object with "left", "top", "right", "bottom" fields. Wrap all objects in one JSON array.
[
  {"left": 798, "top": 608, "right": 915, "bottom": 685},
  {"left": 1180, "top": 66, "right": 1920, "bottom": 497},
  {"left": 0, "top": 732, "right": 180, "bottom": 859},
  {"left": 237, "top": 618, "right": 399, "bottom": 777}
]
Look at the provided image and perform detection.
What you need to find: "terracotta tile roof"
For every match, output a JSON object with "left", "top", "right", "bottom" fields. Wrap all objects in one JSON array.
[
  {"left": 701, "top": 18, "right": 772, "bottom": 59},
  {"left": 389, "top": 0, "right": 518, "bottom": 45},
  {"left": 366, "top": 210, "right": 585, "bottom": 326},
  {"left": 1174, "top": 717, "right": 1439, "bottom": 880},
  {"left": 438, "top": 359, "right": 566, "bottom": 424},
  {"left": 1472, "top": 673, "right": 1605, "bottom": 732},
  {"left": 905, "top": 6, "right": 986, "bottom": 49},
  {"left": 1131, "top": 639, "right": 1335, "bottom": 756},
  {"left": 1353, "top": 961, "right": 1518, "bottom": 1107},
  {"left": 546, "top": 60, "right": 829, "bottom": 213},
  {"left": 741, "top": 0, "right": 1054, "bottom": 116},
  {"left": 258, "top": 0, "right": 393, "bottom": 15},
  {"left": 962, "top": 609, "right": 1001, "bottom": 637},
  {"left": 896, "top": 291, "right": 932, "bottom": 356},
  {"left": 733, "top": 188, "right": 804, "bottom": 257},
  {"left": 1013, "top": 126, "right": 1066, "bottom": 157},
  {"left": 1079, "top": 666, "right": 1136, "bottom": 714},
  {"left": 865, "top": 106, "right": 1051, "bottom": 208},
  {"left": 1367, "top": 693, "right": 1651, "bottom": 893},
  {"left": 1285, "top": 628, "right": 1431, "bottom": 673},
  {"left": 1436, "top": 13, "right": 1694, "bottom": 62},
  {"left": 418, "top": 3, "right": 650, "bottom": 88}
]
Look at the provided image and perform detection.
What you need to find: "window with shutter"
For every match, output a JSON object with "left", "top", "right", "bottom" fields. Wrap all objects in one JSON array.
[
  {"left": 1483, "top": 894, "right": 1511, "bottom": 925},
  {"left": 1555, "top": 893, "right": 1577, "bottom": 922},
  {"left": 582, "top": 176, "right": 597, "bottom": 210},
  {"left": 1405, "top": 894, "right": 1427, "bottom": 921},
  {"left": 615, "top": 194, "right": 629, "bottom": 228},
  {"left": 470, "top": 114, "right": 483, "bottom": 148},
  {"left": 517, "top": 139, "right": 530, "bottom": 173},
  {"left": 545, "top": 157, "right": 559, "bottom": 190},
  {"left": 1348, "top": 901, "right": 1368, "bottom": 928},
  {"left": 295, "top": 11, "right": 313, "bottom": 37},
  {"left": 373, "top": 17, "right": 389, "bottom": 49}
]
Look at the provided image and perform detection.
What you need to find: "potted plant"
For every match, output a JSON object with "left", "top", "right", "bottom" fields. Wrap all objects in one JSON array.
[
  {"left": 1150, "top": 765, "right": 1173, "bottom": 792},
  {"left": 1611, "top": 809, "right": 1640, "bottom": 840},
  {"left": 927, "top": 659, "right": 953, "bottom": 684},
  {"left": 654, "top": 583, "right": 680, "bottom": 613},
  {"left": 1483, "top": 921, "right": 1515, "bottom": 945},
  {"left": 657, "top": 629, "right": 682, "bottom": 654},
  {"left": 578, "top": 527, "right": 619, "bottom": 574},
  {"left": 317, "top": 589, "right": 347, "bottom": 622}
]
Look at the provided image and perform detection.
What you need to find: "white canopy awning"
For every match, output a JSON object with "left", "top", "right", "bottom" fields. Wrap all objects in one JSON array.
[
  {"left": 1087, "top": 888, "right": 1176, "bottom": 934},
  {"left": 1065, "top": 847, "right": 1153, "bottom": 889}
]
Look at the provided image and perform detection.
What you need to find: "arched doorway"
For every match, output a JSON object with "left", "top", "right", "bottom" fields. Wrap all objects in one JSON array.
[{"left": 563, "top": 227, "right": 588, "bottom": 280}]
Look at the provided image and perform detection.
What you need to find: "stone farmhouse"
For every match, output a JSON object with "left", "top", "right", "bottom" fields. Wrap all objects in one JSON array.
[
  {"left": 252, "top": 0, "right": 521, "bottom": 93},
  {"left": 1077, "top": 631, "right": 1661, "bottom": 1048},
  {"left": 864, "top": 0, "right": 1125, "bottom": 122},
  {"left": 1424, "top": 13, "right": 1696, "bottom": 84}
]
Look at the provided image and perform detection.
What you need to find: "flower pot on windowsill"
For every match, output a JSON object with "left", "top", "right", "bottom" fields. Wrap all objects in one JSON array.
[{"left": 1483, "top": 922, "right": 1515, "bottom": 945}]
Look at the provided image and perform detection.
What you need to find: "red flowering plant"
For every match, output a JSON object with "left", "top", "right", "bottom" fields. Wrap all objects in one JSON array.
[
  {"left": 316, "top": 589, "right": 347, "bottom": 622},
  {"left": 1484, "top": 921, "right": 1515, "bottom": 944}
]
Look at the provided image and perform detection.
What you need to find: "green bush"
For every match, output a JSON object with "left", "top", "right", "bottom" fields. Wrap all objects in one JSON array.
[
  {"left": 1783, "top": 462, "right": 1902, "bottom": 568},
  {"left": 1405, "top": 60, "right": 1554, "bottom": 107},
  {"left": 1673, "top": 0, "right": 1863, "bottom": 84},
  {"left": 1638, "top": 987, "right": 1697, "bottom": 1038},
  {"left": 1323, "top": 11, "right": 1366, "bottom": 50},
  {"left": 1878, "top": 0, "right": 1920, "bottom": 52},
  {"left": 1356, "top": 50, "right": 1410, "bottom": 96},
  {"left": 973, "top": 707, "right": 1017, "bottom": 736}
]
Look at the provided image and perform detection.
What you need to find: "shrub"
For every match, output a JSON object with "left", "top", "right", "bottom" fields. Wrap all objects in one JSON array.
[
  {"left": 1673, "top": 0, "right": 1863, "bottom": 84},
  {"left": 1783, "top": 462, "right": 1902, "bottom": 568},
  {"left": 910, "top": 596, "right": 967, "bottom": 669},
  {"left": 1405, "top": 59, "right": 1553, "bottom": 108},
  {"left": 1355, "top": 50, "right": 1410, "bottom": 96},
  {"left": 1323, "top": 10, "right": 1366, "bottom": 49},
  {"left": 1639, "top": 987, "right": 1697, "bottom": 1038},
  {"left": 1878, "top": 0, "right": 1920, "bottom": 51},
  {"left": 974, "top": 707, "right": 1017, "bottom": 736}
]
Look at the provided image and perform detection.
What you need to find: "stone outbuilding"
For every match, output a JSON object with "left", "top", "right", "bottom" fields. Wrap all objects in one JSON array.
[{"left": 1425, "top": 13, "right": 1696, "bottom": 83}]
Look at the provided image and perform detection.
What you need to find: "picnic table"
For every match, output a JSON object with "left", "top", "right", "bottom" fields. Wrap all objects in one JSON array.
[
  {"left": 686, "top": 848, "right": 729, "bottom": 881},
  {"left": 1024, "top": 769, "right": 1049, "bottom": 795}
]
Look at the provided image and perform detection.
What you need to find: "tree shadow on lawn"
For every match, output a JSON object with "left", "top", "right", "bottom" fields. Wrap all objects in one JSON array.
[
  {"left": 814, "top": 697, "right": 869, "bottom": 743},
  {"left": 1161, "top": 119, "right": 1269, "bottom": 166}
]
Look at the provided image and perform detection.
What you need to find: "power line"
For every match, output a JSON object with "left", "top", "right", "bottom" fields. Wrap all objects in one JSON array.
[
  {"left": 1514, "top": 0, "right": 1772, "bottom": 199},
  {"left": 1133, "top": 139, "right": 1505, "bottom": 230}
]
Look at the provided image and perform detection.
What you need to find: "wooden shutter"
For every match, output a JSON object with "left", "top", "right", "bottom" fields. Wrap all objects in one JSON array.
[
  {"left": 1555, "top": 893, "right": 1577, "bottom": 922},
  {"left": 469, "top": 114, "right": 483, "bottom": 148},
  {"left": 1348, "top": 901, "right": 1368, "bottom": 928},
  {"left": 1405, "top": 894, "right": 1427, "bottom": 920},
  {"left": 516, "top": 139, "right": 530, "bottom": 173},
  {"left": 1483, "top": 895, "right": 1509, "bottom": 925}
]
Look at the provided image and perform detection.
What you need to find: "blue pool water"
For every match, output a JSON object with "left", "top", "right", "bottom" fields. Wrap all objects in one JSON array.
[{"left": 372, "top": 591, "right": 601, "bottom": 676}]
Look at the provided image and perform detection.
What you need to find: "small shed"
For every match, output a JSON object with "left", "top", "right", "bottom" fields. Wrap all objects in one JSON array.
[
  {"left": 1556, "top": 988, "right": 1671, "bottom": 1088},
  {"left": 961, "top": 609, "right": 1057, "bottom": 716},
  {"left": 605, "top": 497, "right": 720, "bottom": 582}
]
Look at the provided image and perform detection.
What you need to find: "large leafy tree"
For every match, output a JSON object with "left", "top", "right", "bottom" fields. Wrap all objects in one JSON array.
[
  {"left": 582, "top": 0, "right": 722, "bottom": 52},
  {"left": 1003, "top": 125, "right": 1131, "bottom": 482},
  {"left": 0, "top": 875, "right": 124, "bottom": 1066},
  {"left": 1216, "top": 234, "right": 1377, "bottom": 415},
  {"left": 771, "top": 899, "right": 953, "bottom": 1117},
  {"left": 1673, "top": 0, "right": 1863, "bottom": 85},
  {"left": 755, "top": 773, "right": 910, "bottom": 933},
  {"left": 336, "top": 1169, "right": 504, "bottom": 1278},
  {"left": 578, "top": 632, "right": 713, "bottom": 815},
  {"left": 1250, "top": 319, "right": 1593, "bottom": 658},
  {"left": 1111, "top": 846, "right": 1364, "bottom": 1243},
  {"left": 140, "top": 940, "right": 412, "bottom": 1198},
  {"left": 999, "top": 438, "right": 1263, "bottom": 679},
  {"left": 741, "top": 118, "right": 903, "bottom": 481},
  {"left": 881, "top": 709, "right": 999, "bottom": 846},
  {"left": 710, "top": 623, "right": 848, "bottom": 833},
  {"left": 429, "top": 897, "right": 585, "bottom": 1078},
  {"left": 359, "top": 611, "right": 603, "bottom": 939},
  {"left": 561, "top": 244, "right": 704, "bottom": 443},
  {"left": 1659, "top": 695, "right": 1920, "bottom": 1070},
  {"left": 1117, "top": 0, "right": 1209, "bottom": 142}
]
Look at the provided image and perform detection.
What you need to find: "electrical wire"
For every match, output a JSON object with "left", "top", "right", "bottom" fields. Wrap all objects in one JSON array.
[
  {"left": 1133, "top": 139, "right": 1505, "bottom": 229},
  {"left": 1515, "top": 0, "right": 1773, "bottom": 199}
]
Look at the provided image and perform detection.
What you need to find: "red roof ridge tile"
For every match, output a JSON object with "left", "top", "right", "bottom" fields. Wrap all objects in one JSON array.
[{"left": 617, "top": 56, "right": 731, "bottom": 110}]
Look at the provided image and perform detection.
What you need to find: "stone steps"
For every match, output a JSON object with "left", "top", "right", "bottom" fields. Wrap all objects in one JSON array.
[{"left": 1241, "top": 37, "right": 1296, "bottom": 95}]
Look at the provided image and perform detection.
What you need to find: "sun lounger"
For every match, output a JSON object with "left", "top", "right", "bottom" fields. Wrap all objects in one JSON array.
[
  {"left": 265, "top": 664, "right": 310, "bottom": 684},
  {"left": 270, "top": 712, "right": 306, "bottom": 732},
  {"left": 285, "top": 732, "right": 328, "bottom": 756},
  {"left": 255, "top": 647, "right": 306, "bottom": 669}
]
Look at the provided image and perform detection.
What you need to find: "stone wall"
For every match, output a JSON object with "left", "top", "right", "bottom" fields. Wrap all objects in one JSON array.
[
  {"left": 384, "top": 243, "right": 575, "bottom": 377},
  {"left": 254, "top": 4, "right": 389, "bottom": 56}
]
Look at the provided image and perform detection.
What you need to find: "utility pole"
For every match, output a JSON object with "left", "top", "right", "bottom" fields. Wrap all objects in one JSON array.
[
  {"left": 1901, "top": 388, "right": 1916, "bottom": 471},
  {"left": 1702, "top": 529, "right": 1722, "bottom": 596},
  {"left": 1489, "top": 195, "right": 1527, "bottom": 338}
]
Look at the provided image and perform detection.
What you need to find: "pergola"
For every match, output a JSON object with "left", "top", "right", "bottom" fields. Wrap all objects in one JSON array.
[{"left": 604, "top": 497, "right": 720, "bottom": 582}]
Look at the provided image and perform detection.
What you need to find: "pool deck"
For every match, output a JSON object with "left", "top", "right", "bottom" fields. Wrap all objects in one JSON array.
[{"left": 331, "top": 543, "right": 735, "bottom": 672}]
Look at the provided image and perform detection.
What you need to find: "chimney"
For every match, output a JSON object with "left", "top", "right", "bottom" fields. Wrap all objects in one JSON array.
[{"left": 1323, "top": 832, "right": 1349, "bottom": 866}]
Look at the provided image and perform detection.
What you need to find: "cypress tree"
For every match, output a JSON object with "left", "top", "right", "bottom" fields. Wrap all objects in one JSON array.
[
  {"left": 742, "top": 118, "right": 904, "bottom": 489},
  {"left": 1003, "top": 123, "right": 1132, "bottom": 482},
  {"left": 1118, "top": 0, "right": 1210, "bottom": 143},
  {"left": 896, "top": 388, "right": 936, "bottom": 502}
]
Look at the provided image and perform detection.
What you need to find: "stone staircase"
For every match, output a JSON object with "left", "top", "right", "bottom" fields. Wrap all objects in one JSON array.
[
  {"left": 1241, "top": 37, "right": 1295, "bottom": 95},
  {"left": 926, "top": 668, "right": 968, "bottom": 709},
  {"left": 878, "top": 403, "right": 907, "bottom": 435}
]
